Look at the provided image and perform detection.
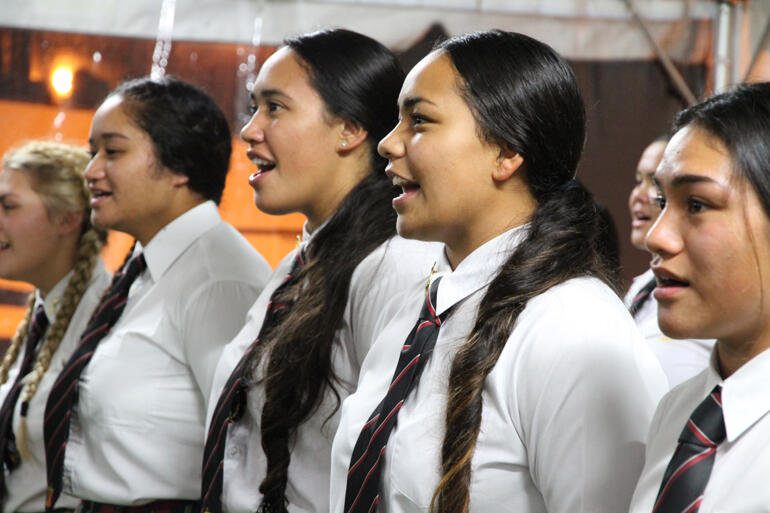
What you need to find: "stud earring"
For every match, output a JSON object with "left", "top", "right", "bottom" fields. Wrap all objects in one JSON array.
[{"left": 341, "top": 141, "right": 348, "bottom": 148}]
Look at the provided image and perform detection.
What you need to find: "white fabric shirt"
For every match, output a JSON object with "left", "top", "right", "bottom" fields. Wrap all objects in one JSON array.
[
  {"left": 331, "top": 227, "right": 668, "bottom": 513},
  {"left": 207, "top": 224, "right": 444, "bottom": 513},
  {"left": 1, "top": 261, "right": 111, "bottom": 513},
  {"left": 629, "top": 346, "right": 770, "bottom": 513},
  {"left": 62, "top": 201, "right": 271, "bottom": 505},
  {"left": 625, "top": 269, "right": 714, "bottom": 388}
]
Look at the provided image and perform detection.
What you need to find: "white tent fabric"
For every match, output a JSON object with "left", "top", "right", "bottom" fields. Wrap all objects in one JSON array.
[{"left": 0, "top": 0, "right": 733, "bottom": 61}]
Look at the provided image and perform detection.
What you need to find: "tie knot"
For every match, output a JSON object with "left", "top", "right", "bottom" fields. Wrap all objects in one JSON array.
[
  {"left": 123, "top": 252, "right": 147, "bottom": 281},
  {"left": 31, "top": 303, "right": 50, "bottom": 338},
  {"left": 679, "top": 385, "right": 725, "bottom": 448},
  {"left": 418, "top": 276, "right": 442, "bottom": 325}
]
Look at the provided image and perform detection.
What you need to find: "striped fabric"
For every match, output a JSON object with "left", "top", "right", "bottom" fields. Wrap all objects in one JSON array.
[
  {"left": 344, "top": 277, "right": 449, "bottom": 513},
  {"left": 652, "top": 385, "right": 725, "bottom": 513},
  {"left": 201, "top": 252, "right": 303, "bottom": 513},
  {"left": 629, "top": 276, "right": 657, "bottom": 317},
  {"left": 0, "top": 304, "right": 49, "bottom": 507},
  {"left": 43, "top": 252, "right": 146, "bottom": 513}
]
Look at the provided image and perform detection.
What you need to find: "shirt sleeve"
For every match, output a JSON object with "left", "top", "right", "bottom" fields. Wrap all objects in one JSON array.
[
  {"left": 512, "top": 292, "right": 663, "bottom": 513},
  {"left": 180, "top": 279, "right": 263, "bottom": 400}
]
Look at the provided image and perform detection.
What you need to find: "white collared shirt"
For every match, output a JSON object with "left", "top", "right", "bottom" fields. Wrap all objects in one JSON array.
[
  {"left": 625, "top": 269, "right": 714, "bottom": 388},
  {"left": 1, "top": 261, "right": 111, "bottom": 513},
  {"left": 207, "top": 226, "right": 444, "bottom": 513},
  {"left": 62, "top": 201, "right": 271, "bottom": 505},
  {"left": 629, "top": 347, "right": 770, "bottom": 513},
  {"left": 331, "top": 227, "right": 668, "bottom": 513}
]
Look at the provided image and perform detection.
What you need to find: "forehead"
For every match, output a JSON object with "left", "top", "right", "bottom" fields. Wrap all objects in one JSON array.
[
  {"left": 398, "top": 50, "right": 461, "bottom": 106},
  {"left": 0, "top": 167, "right": 35, "bottom": 194},
  {"left": 637, "top": 140, "right": 667, "bottom": 174},
  {"left": 253, "top": 46, "right": 314, "bottom": 95},
  {"left": 656, "top": 124, "right": 733, "bottom": 185},
  {"left": 90, "top": 95, "right": 144, "bottom": 138}
]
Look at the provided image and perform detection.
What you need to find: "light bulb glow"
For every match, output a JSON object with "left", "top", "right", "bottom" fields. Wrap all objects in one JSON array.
[{"left": 51, "top": 67, "right": 74, "bottom": 96}]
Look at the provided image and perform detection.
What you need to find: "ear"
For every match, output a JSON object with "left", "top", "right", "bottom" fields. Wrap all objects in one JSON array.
[
  {"left": 337, "top": 119, "right": 368, "bottom": 153},
  {"left": 56, "top": 211, "right": 84, "bottom": 236},
  {"left": 492, "top": 150, "right": 524, "bottom": 182},
  {"left": 169, "top": 171, "right": 190, "bottom": 188}
]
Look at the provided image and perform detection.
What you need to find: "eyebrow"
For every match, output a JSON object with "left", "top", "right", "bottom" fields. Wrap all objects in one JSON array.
[
  {"left": 88, "top": 132, "right": 129, "bottom": 145},
  {"left": 251, "top": 89, "right": 292, "bottom": 102},
  {"left": 669, "top": 174, "right": 726, "bottom": 188},
  {"left": 402, "top": 96, "right": 436, "bottom": 110}
]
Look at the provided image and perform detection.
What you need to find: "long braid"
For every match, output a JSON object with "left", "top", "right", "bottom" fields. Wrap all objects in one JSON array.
[
  {"left": 16, "top": 224, "right": 106, "bottom": 459},
  {"left": 431, "top": 183, "right": 616, "bottom": 512},
  {"left": 254, "top": 173, "right": 397, "bottom": 513},
  {"left": 421, "top": 31, "right": 621, "bottom": 512},
  {"left": 1, "top": 139, "right": 108, "bottom": 460},
  {"left": 236, "top": 29, "right": 404, "bottom": 513},
  {"left": 0, "top": 294, "right": 36, "bottom": 385}
]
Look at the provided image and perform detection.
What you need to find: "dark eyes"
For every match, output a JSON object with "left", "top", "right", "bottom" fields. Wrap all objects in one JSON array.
[
  {"left": 248, "top": 102, "right": 283, "bottom": 116},
  {"left": 653, "top": 194, "right": 666, "bottom": 209}
]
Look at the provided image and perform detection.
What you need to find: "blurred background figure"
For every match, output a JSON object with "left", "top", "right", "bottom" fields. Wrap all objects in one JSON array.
[
  {"left": 0, "top": 140, "right": 111, "bottom": 513},
  {"left": 625, "top": 136, "right": 714, "bottom": 388}
]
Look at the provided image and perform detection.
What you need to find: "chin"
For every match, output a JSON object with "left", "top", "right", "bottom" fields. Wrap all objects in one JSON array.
[{"left": 658, "top": 311, "right": 702, "bottom": 340}]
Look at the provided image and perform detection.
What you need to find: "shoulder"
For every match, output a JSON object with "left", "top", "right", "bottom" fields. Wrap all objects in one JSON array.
[
  {"left": 351, "top": 236, "right": 443, "bottom": 292},
  {"left": 181, "top": 220, "right": 272, "bottom": 289},
  {"left": 508, "top": 276, "right": 657, "bottom": 378}
]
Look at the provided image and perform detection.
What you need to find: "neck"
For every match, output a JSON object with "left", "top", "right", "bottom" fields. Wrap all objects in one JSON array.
[
  {"left": 716, "top": 336, "right": 770, "bottom": 378},
  {"left": 305, "top": 159, "right": 370, "bottom": 234},
  {"left": 135, "top": 195, "right": 206, "bottom": 246},
  {"left": 35, "top": 239, "right": 78, "bottom": 297}
]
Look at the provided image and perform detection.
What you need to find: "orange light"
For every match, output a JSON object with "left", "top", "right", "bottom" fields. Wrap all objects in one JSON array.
[{"left": 51, "top": 67, "right": 74, "bottom": 97}]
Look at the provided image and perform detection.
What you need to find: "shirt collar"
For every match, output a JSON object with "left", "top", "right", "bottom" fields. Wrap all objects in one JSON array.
[
  {"left": 433, "top": 224, "right": 528, "bottom": 317},
  {"left": 35, "top": 269, "right": 74, "bottom": 321},
  {"left": 139, "top": 201, "right": 220, "bottom": 282},
  {"left": 703, "top": 345, "right": 770, "bottom": 443}
]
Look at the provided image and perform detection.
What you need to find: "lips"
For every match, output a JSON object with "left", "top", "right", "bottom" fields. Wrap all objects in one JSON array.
[
  {"left": 247, "top": 150, "right": 276, "bottom": 187},
  {"left": 89, "top": 187, "right": 112, "bottom": 206},
  {"left": 388, "top": 172, "right": 420, "bottom": 206},
  {"left": 652, "top": 267, "right": 690, "bottom": 300}
]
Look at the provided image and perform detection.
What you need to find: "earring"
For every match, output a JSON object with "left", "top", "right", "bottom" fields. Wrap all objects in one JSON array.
[{"left": 340, "top": 141, "right": 348, "bottom": 148}]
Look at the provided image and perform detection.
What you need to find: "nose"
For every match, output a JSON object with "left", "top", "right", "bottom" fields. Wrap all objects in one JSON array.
[
  {"left": 84, "top": 153, "right": 104, "bottom": 182},
  {"left": 240, "top": 111, "right": 265, "bottom": 144},
  {"left": 377, "top": 123, "right": 405, "bottom": 161},
  {"left": 645, "top": 206, "right": 681, "bottom": 259}
]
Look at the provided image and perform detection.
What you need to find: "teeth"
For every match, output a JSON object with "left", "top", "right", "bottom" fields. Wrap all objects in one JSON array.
[
  {"left": 392, "top": 176, "right": 411, "bottom": 187},
  {"left": 251, "top": 157, "right": 275, "bottom": 169}
]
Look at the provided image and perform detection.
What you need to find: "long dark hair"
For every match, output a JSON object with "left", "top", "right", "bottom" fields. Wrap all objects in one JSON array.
[
  {"left": 672, "top": 82, "right": 770, "bottom": 217},
  {"left": 430, "top": 30, "right": 618, "bottom": 512},
  {"left": 242, "top": 29, "right": 405, "bottom": 513}
]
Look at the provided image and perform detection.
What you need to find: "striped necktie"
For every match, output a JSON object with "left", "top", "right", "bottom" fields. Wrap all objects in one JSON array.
[
  {"left": 201, "top": 252, "right": 304, "bottom": 513},
  {"left": 43, "top": 251, "right": 146, "bottom": 512},
  {"left": 629, "top": 276, "right": 657, "bottom": 317},
  {"left": 0, "top": 304, "right": 49, "bottom": 506},
  {"left": 652, "top": 385, "right": 725, "bottom": 513},
  {"left": 344, "top": 277, "right": 450, "bottom": 513}
]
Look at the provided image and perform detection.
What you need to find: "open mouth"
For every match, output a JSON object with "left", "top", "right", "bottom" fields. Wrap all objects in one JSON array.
[
  {"left": 251, "top": 157, "right": 276, "bottom": 173},
  {"left": 392, "top": 175, "right": 419, "bottom": 194}
]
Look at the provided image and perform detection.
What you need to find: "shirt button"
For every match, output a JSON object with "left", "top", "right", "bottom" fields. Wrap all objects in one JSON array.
[
  {"left": 228, "top": 446, "right": 241, "bottom": 458},
  {"left": 71, "top": 423, "right": 80, "bottom": 434},
  {"left": 62, "top": 475, "right": 72, "bottom": 489}
]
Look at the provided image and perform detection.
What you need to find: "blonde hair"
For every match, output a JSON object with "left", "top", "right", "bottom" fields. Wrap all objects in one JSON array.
[{"left": 0, "top": 140, "right": 107, "bottom": 459}]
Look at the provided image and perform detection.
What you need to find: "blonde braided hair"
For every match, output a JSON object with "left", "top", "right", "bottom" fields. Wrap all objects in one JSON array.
[{"left": 0, "top": 140, "right": 107, "bottom": 460}]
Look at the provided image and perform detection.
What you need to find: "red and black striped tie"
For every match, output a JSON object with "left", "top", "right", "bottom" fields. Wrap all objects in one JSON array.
[
  {"left": 344, "top": 277, "right": 449, "bottom": 513},
  {"left": 0, "top": 304, "right": 49, "bottom": 506},
  {"left": 43, "top": 251, "right": 146, "bottom": 512},
  {"left": 652, "top": 385, "right": 725, "bottom": 513},
  {"left": 629, "top": 277, "right": 657, "bottom": 317},
  {"left": 201, "top": 252, "right": 304, "bottom": 513}
]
